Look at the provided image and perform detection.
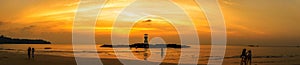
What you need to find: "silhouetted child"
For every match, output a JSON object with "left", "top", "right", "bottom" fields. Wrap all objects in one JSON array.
[
  {"left": 246, "top": 50, "right": 252, "bottom": 65},
  {"left": 27, "top": 47, "right": 31, "bottom": 59},
  {"left": 32, "top": 48, "right": 35, "bottom": 59}
]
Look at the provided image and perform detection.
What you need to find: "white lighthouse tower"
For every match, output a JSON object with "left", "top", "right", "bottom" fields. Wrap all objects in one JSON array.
[{"left": 144, "top": 34, "right": 148, "bottom": 44}]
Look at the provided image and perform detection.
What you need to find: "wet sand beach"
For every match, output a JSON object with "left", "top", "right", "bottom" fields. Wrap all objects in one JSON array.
[
  {"left": 0, "top": 51, "right": 178, "bottom": 65},
  {"left": 1, "top": 44, "right": 300, "bottom": 65}
]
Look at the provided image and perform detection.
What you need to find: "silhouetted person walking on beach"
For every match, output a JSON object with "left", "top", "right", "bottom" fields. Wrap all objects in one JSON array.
[
  {"left": 27, "top": 47, "right": 31, "bottom": 59},
  {"left": 241, "top": 48, "right": 247, "bottom": 58},
  {"left": 240, "top": 48, "right": 247, "bottom": 65},
  {"left": 32, "top": 48, "right": 35, "bottom": 59},
  {"left": 246, "top": 50, "right": 252, "bottom": 65}
]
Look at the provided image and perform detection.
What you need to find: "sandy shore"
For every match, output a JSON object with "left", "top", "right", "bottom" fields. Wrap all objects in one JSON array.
[{"left": 0, "top": 51, "right": 178, "bottom": 65}]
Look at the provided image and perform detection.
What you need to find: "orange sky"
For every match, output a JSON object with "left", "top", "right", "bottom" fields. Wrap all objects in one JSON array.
[{"left": 0, "top": 0, "right": 299, "bottom": 45}]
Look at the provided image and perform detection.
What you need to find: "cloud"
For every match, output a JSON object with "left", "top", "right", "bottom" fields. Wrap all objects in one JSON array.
[
  {"left": 227, "top": 23, "right": 266, "bottom": 36},
  {"left": 21, "top": 25, "right": 36, "bottom": 31},
  {"left": 221, "top": 0, "right": 240, "bottom": 6},
  {"left": 0, "top": 21, "right": 10, "bottom": 27},
  {"left": 0, "top": 21, "right": 4, "bottom": 26},
  {"left": 142, "top": 19, "right": 152, "bottom": 22}
]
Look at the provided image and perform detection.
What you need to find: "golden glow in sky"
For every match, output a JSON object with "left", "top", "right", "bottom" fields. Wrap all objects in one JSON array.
[{"left": 0, "top": 0, "right": 299, "bottom": 45}]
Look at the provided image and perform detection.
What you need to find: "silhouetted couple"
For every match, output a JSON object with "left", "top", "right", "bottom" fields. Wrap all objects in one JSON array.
[
  {"left": 240, "top": 48, "right": 252, "bottom": 65},
  {"left": 27, "top": 47, "right": 35, "bottom": 59}
]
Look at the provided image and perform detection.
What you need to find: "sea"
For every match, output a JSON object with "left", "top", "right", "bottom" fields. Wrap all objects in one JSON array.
[{"left": 0, "top": 44, "right": 299, "bottom": 65}]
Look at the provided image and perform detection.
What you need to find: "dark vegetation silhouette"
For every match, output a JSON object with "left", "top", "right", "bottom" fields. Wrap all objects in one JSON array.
[{"left": 0, "top": 35, "right": 51, "bottom": 44}]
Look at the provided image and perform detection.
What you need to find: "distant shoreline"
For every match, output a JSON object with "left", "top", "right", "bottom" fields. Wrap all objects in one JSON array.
[{"left": 0, "top": 35, "right": 51, "bottom": 44}]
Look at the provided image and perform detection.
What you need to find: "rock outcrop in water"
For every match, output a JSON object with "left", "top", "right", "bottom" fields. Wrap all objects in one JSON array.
[
  {"left": 0, "top": 35, "right": 51, "bottom": 44},
  {"left": 101, "top": 43, "right": 190, "bottom": 48}
]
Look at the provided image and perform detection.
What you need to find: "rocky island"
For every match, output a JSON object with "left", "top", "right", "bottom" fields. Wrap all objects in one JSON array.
[
  {"left": 0, "top": 35, "right": 51, "bottom": 44},
  {"left": 101, "top": 34, "right": 190, "bottom": 48}
]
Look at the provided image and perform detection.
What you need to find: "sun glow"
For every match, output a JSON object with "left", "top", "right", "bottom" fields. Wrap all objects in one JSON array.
[{"left": 1, "top": 0, "right": 296, "bottom": 44}]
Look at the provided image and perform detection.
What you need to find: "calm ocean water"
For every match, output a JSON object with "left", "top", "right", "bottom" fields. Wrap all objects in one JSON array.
[{"left": 1, "top": 44, "right": 299, "bottom": 65}]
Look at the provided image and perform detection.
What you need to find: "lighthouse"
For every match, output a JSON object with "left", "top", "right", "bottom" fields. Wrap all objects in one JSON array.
[
  {"left": 144, "top": 34, "right": 149, "bottom": 48},
  {"left": 144, "top": 34, "right": 148, "bottom": 44}
]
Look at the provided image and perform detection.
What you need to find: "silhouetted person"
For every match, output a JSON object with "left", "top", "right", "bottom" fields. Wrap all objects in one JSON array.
[
  {"left": 32, "top": 48, "right": 35, "bottom": 59},
  {"left": 240, "top": 48, "right": 247, "bottom": 58},
  {"left": 27, "top": 47, "right": 31, "bottom": 59},
  {"left": 246, "top": 50, "right": 252, "bottom": 65},
  {"left": 240, "top": 48, "right": 247, "bottom": 65}
]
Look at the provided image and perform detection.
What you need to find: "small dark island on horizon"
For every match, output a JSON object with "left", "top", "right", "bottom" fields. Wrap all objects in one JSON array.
[
  {"left": 0, "top": 35, "right": 51, "bottom": 44},
  {"left": 101, "top": 43, "right": 190, "bottom": 48},
  {"left": 101, "top": 34, "right": 190, "bottom": 48}
]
